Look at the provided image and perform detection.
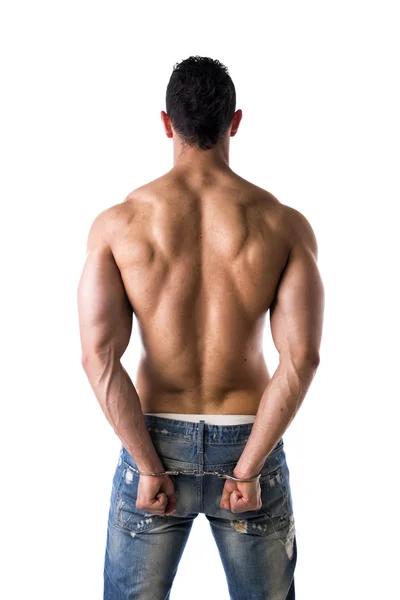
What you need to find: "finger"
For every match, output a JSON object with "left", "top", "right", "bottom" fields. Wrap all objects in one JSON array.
[
  {"left": 165, "top": 492, "right": 177, "bottom": 515},
  {"left": 155, "top": 492, "right": 169, "bottom": 509},
  {"left": 230, "top": 491, "right": 249, "bottom": 513},
  {"left": 220, "top": 482, "right": 233, "bottom": 509},
  {"left": 140, "top": 493, "right": 168, "bottom": 514}
]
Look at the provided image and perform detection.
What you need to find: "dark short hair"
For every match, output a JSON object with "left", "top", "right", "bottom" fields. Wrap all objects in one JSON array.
[{"left": 165, "top": 56, "right": 236, "bottom": 150}]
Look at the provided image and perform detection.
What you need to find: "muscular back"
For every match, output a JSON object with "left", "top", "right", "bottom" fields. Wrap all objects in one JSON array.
[{"left": 107, "top": 171, "right": 295, "bottom": 414}]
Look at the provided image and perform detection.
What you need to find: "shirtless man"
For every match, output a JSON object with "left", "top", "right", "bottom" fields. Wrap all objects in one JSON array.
[{"left": 78, "top": 56, "right": 324, "bottom": 600}]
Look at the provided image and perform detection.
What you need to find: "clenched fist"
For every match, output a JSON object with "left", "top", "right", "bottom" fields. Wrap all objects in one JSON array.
[
  {"left": 136, "top": 474, "right": 177, "bottom": 516},
  {"left": 220, "top": 476, "right": 262, "bottom": 514}
]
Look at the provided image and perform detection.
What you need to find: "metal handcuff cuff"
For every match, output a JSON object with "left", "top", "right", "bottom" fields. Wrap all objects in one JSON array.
[{"left": 137, "top": 469, "right": 262, "bottom": 482}]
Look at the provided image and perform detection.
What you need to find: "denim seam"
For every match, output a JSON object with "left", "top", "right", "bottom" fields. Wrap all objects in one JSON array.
[
  {"left": 146, "top": 437, "right": 283, "bottom": 450},
  {"left": 104, "top": 563, "right": 128, "bottom": 597},
  {"left": 123, "top": 459, "right": 279, "bottom": 474},
  {"left": 123, "top": 460, "right": 205, "bottom": 473},
  {"left": 122, "top": 460, "right": 283, "bottom": 482},
  {"left": 147, "top": 438, "right": 262, "bottom": 446},
  {"left": 112, "top": 467, "right": 127, "bottom": 529},
  {"left": 117, "top": 511, "right": 167, "bottom": 533}
]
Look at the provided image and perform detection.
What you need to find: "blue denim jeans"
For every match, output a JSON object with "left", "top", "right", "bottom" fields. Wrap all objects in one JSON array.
[{"left": 104, "top": 414, "right": 297, "bottom": 599}]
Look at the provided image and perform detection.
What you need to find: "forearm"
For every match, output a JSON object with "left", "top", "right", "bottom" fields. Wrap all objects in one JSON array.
[
  {"left": 82, "top": 348, "right": 164, "bottom": 473},
  {"left": 234, "top": 355, "right": 319, "bottom": 478}
]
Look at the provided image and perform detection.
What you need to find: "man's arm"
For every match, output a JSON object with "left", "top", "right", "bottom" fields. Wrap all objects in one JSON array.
[
  {"left": 77, "top": 208, "right": 165, "bottom": 472},
  {"left": 234, "top": 208, "right": 325, "bottom": 478}
]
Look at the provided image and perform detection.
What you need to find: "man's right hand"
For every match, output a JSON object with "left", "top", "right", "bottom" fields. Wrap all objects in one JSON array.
[{"left": 219, "top": 476, "right": 262, "bottom": 513}]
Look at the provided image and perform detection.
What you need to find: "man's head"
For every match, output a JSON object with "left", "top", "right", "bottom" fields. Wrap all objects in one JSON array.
[{"left": 162, "top": 56, "right": 242, "bottom": 152}]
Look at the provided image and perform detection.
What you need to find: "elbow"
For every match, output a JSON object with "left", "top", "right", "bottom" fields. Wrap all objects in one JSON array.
[
  {"left": 81, "top": 348, "right": 109, "bottom": 372},
  {"left": 81, "top": 352, "right": 97, "bottom": 375},
  {"left": 281, "top": 350, "right": 321, "bottom": 374},
  {"left": 81, "top": 353, "right": 92, "bottom": 371},
  {"left": 303, "top": 352, "right": 320, "bottom": 370}
]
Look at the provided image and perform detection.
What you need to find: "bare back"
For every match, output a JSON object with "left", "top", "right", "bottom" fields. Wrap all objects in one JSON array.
[{"left": 108, "top": 170, "right": 293, "bottom": 414}]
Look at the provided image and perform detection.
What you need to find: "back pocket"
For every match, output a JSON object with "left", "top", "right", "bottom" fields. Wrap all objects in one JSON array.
[
  {"left": 260, "top": 465, "right": 290, "bottom": 517},
  {"left": 233, "top": 459, "right": 293, "bottom": 537},
  {"left": 113, "top": 463, "right": 168, "bottom": 533}
]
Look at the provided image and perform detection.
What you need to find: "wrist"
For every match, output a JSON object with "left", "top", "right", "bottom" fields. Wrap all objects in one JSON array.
[
  {"left": 233, "top": 465, "right": 263, "bottom": 480},
  {"left": 128, "top": 451, "right": 164, "bottom": 474},
  {"left": 136, "top": 461, "right": 165, "bottom": 474},
  {"left": 233, "top": 459, "right": 264, "bottom": 480}
]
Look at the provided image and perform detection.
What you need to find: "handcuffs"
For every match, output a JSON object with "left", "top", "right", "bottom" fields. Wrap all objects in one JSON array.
[{"left": 137, "top": 469, "right": 262, "bottom": 482}]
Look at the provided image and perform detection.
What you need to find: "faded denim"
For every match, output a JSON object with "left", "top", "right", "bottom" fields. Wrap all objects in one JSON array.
[{"left": 104, "top": 414, "right": 297, "bottom": 599}]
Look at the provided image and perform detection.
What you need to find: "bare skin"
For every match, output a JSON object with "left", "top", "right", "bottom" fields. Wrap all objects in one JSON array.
[{"left": 78, "top": 109, "right": 325, "bottom": 516}]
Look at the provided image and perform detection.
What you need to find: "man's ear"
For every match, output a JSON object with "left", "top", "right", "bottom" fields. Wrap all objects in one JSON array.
[
  {"left": 161, "top": 111, "right": 173, "bottom": 138},
  {"left": 230, "top": 109, "right": 243, "bottom": 137}
]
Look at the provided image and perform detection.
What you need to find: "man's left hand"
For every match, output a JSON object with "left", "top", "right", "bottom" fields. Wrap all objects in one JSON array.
[{"left": 136, "top": 474, "right": 177, "bottom": 516}]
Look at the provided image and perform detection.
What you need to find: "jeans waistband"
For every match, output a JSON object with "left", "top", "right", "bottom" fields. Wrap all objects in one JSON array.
[{"left": 143, "top": 413, "right": 283, "bottom": 447}]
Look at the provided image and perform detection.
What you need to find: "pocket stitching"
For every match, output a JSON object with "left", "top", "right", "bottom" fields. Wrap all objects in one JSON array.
[
  {"left": 259, "top": 465, "right": 290, "bottom": 519},
  {"left": 113, "top": 465, "right": 168, "bottom": 533},
  {"left": 259, "top": 465, "right": 282, "bottom": 483}
]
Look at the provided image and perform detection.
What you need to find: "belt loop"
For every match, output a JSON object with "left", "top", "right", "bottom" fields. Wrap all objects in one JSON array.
[{"left": 198, "top": 419, "right": 205, "bottom": 454}]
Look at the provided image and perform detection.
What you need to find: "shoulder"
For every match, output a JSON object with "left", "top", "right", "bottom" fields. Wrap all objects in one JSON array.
[
  {"left": 250, "top": 184, "right": 318, "bottom": 260},
  {"left": 280, "top": 204, "right": 319, "bottom": 259},
  {"left": 86, "top": 183, "right": 158, "bottom": 253},
  {"left": 244, "top": 184, "right": 316, "bottom": 248},
  {"left": 86, "top": 197, "right": 134, "bottom": 252}
]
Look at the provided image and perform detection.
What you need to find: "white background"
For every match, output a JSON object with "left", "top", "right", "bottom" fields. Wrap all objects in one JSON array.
[{"left": 1, "top": 1, "right": 399, "bottom": 598}]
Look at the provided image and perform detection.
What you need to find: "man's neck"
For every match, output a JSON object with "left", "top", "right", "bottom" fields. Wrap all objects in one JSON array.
[{"left": 172, "top": 139, "right": 230, "bottom": 173}]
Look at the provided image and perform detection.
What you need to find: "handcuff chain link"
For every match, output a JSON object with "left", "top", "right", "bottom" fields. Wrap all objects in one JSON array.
[{"left": 141, "top": 469, "right": 261, "bottom": 482}]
